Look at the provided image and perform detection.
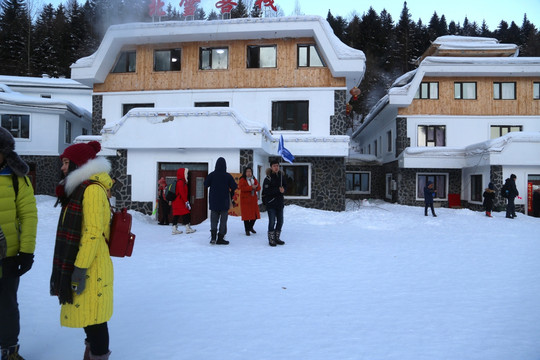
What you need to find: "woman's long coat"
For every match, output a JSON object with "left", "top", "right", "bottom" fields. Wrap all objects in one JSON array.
[
  {"left": 60, "top": 158, "right": 114, "bottom": 328},
  {"left": 238, "top": 177, "right": 261, "bottom": 221},
  {"left": 172, "top": 168, "right": 190, "bottom": 216}
]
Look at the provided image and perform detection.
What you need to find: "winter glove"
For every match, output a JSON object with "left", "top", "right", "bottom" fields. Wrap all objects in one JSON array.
[
  {"left": 17, "top": 252, "right": 34, "bottom": 276},
  {"left": 185, "top": 201, "right": 191, "bottom": 210},
  {"left": 71, "top": 267, "right": 88, "bottom": 295}
]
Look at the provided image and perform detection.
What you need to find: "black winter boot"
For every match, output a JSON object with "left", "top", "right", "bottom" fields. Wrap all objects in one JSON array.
[
  {"left": 244, "top": 221, "right": 251, "bottom": 236},
  {"left": 268, "top": 231, "right": 276, "bottom": 247},
  {"left": 210, "top": 230, "right": 217, "bottom": 244},
  {"left": 1, "top": 345, "right": 24, "bottom": 360},
  {"left": 216, "top": 233, "right": 229, "bottom": 245},
  {"left": 274, "top": 231, "right": 285, "bottom": 245}
]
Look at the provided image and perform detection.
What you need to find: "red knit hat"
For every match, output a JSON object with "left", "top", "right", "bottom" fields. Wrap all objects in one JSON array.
[{"left": 60, "top": 141, "right": 101, "bottom": 167}]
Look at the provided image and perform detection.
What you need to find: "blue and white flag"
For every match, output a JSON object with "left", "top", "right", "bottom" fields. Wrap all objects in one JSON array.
[{"left": 278, "top": 135, "right": 295, "bottom": 164}]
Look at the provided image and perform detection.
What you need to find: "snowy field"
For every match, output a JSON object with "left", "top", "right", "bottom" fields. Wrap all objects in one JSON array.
[{"left": 18, "top": 195, "right": 540, "bottom": 360}]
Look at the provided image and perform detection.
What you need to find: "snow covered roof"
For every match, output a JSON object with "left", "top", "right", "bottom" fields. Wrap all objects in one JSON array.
[
  {"left": 0, "top": 84, "right": 91, "bottom": 118},
  {"left": 71, "top": 16, "right": 366, "bottom": 87},
  {"left": 0, "top": 75, "right": 90, "bottom": 90}
]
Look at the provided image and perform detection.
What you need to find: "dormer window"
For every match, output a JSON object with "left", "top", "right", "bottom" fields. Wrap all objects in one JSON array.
[
  {"left": 298, "top": 44, "right": 324, "bottom": 67},
  {"left": 112, "top": 51, "right": 136, "bottom": 73},
  {"left": 247, "top": 45, "right": 277, "bottom": 68},
  {"left": 154, "top": 49, "right": 181, "bottom": 71},
  {"left": 200, "top": 47, "right": 228, "bottom": 70}
]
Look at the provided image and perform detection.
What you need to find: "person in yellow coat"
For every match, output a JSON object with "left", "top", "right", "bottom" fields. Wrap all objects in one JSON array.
[
  {"left": 50, "top": 141, "right": 114, "bottom": 360},
  {"left": 0, "top": 127, "right": 38, "bottom": 360}
]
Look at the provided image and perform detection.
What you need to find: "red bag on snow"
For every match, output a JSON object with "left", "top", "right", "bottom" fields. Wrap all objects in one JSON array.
[{"left": 109, "top": 207, "right": 136, "bottom": 257}]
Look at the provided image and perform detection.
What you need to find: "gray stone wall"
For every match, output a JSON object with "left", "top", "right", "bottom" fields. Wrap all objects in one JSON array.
[
  {"left": 491, "top": 165, "right": 505, "bottom": 210},
  {"left": 239, "top": 149, "right": 254, "bottom": 172},
  {"left": 395, "top": 117, "right": 409, "bottom": 158},
  {"left": 20, "top": 155, "right": 60, "bottom": 195},
  {"left": 397, "top": 167, "right": 462, "bottom": 207},
  {"left": 92, "top": 95, "right": 104, "bottom": 135},
  {"left": 269, "top": 156, "right": 346, "bottom": 211},
  {"left": 330, "top": 90, "right": 349, "bottom": 135}
]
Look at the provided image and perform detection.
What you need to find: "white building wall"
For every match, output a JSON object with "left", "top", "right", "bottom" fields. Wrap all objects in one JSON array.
[{"left": 14, "top": 112, "right": 60, "bottom": 156}]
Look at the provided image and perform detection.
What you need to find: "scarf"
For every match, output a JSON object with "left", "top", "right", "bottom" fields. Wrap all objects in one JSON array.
[
  {"left": 50, "top": 180, "right": 94, "bottom": 305},
  {"left": 247, "top": 177, "right": 255, "bottom": 196}
]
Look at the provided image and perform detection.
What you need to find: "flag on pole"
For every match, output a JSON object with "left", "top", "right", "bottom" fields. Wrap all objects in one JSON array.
[{"left": 278, "top": 135, "right": 294, "bottom": 164}]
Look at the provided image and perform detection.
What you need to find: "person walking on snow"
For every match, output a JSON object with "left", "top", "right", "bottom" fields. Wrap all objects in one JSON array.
[
  {"left": 504, "top": 174, "right": 519, "bottom": 219},
  {"left": 482, "top": 182, "right": 496, "bottom": 217},
  {"left": 204, "top": 157, "right": 237, "bottom": 245},
  {"left": 51, "top": 141, "right": 114, "bottom": 360},
  {"left": 171, "top": 168, "right": 196, "bottom": 235},
  {"left": 157, "top": 177, "right": 170, "bottom": 225},
  {"left": 0, "top": 127, "right": 38, "bottom": 360},
  {"left": 262, "top": 160, "right": 286, "bottom": 246},
  {"left": 424, "top": 181, "right": 437, "bottom": 217}
]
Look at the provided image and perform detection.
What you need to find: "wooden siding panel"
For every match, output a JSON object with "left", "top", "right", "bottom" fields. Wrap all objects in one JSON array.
[
  {"left": 398, "top": 77, "right": 540, "bottom": 116},
  {"left": 94, "top": 38, "right": 346, "bottom": 93}
]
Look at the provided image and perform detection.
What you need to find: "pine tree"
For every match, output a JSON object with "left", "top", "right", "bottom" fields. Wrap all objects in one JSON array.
[
  {"left": 207, "top": 9, "right": 219, "bottom": 20},
  {"left": 521, "top": 14, "right": 538, "bottom": 55},
  {"left": 480, "top": 20, "right": 491, "bottom": 37},
  {"left": 394, "top": 1, "right": 415, "bottom": 73},
  {"left": 0, "top": 0, "right": 31, "bottom": 75},
  {"left": 428, "top": 12, "right": 440, "bottom": 40},
  {"left": 231, "top": 0, "right": 248, "bottom": 19},
  {"left": 448, "top": 20, "right": 457, "bottom": 35},
  {"left": 32, "top": 3, "right": 57, "bottom": 76},
  {"left": 249, "top": 3, "right": 261, "bottom": 18},
  {"left": 439, "top": 15, "right": 448, "bottom": 36}
]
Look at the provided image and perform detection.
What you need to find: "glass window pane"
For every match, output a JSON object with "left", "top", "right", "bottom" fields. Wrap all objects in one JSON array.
[
  {"left": 510, "top": 126, "right": 521, "bottom": 132},
  {"left": 212, "top": 48, "right": 228, "bottom": 69},
  {"left": 127, "top": 52, "right": 136, "bottom": 72},
  {"left": 418, "top": 126, "right": 426, "bottom": 146},
  {"left": 463, "top": 83, "right": 475, "bottom": 99},
  {"left": 154, "top": 50, "right": 170, "bottom": 71},
  {"left": 201, "top": 50, "right": 210, "bottom": 69},
  {"left": 309, "top": 45, "right": 324, "bottom": 67},
  {"left": 454, "top": 83, "right": 461, "bottom": 99},
  {"left": 259, "top": 46, "right": 276, "bottom": 68},
  {"left": 420, "top": 83, "right": 428, "bottom": 98},
  {"left": 430, "top": 82, "right": 438, "bottom": 99},
  {"left": 112, "top": 52, "right": 127, "bottom": 73},
  {"left": 360, "top": 173, "right": 369, "bottom": 192},
  {"left": 502, "top": 83, "right": 515, "bottom": 99},
  {"left": 493, "top": 83, "right": 500, "bottom": 99},
  {"left": 298, "top": 46, "right": 308, "bottom": 67},
  {"left": 490, "top": 127, "right": 500, "bottom": 139},
  {"left": 534, "top": 83, "right": 540, "bottom": 99}
]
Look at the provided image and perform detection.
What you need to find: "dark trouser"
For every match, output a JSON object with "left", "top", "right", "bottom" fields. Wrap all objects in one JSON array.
[
  {"left": 159, "top": 200, "right": 170, "bottom": 224},
  {"left": 210, "top": 210, "right": 228, "bottom": 235},
  {"left": 244, "top": 220, "right": 256, "bottom": 232},
  {"left": 172, "top": 213, "right": 191, "bottom": 226},
  {"left": 506, "top": 197, "right": 516, "bottom": 217},
  {"left": 267, "top": 207, "right": 284, "bottom": 232},
  {"left": 424, "top": 203, "right": 435, "bottom": 216},
  {"left": 84, "top": 322, "right": 109, "bottom": 356},
  {"left": 0, "top": 275, "right": 20, "bottom": 348}
]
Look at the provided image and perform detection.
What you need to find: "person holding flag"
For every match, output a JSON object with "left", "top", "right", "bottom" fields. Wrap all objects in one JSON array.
[{"left": 262, "top": 135, "right": 293, "bottom": 246}]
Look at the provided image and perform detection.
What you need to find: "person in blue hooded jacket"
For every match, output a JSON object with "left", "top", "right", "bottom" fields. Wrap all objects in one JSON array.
[
  {"left": 204, "top": 157, "right": 237, "bottom": 245},
  {"left": 424, "top": 181, "right": 437, "bottom": 217}
]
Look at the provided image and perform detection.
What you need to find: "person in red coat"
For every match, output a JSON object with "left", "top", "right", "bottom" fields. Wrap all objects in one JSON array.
[
  {"left": 238, "top": 167, "right": 261, "bottom": 236},
  {"left": 171, "top": 168, "right": 196, "bottom": 234}
]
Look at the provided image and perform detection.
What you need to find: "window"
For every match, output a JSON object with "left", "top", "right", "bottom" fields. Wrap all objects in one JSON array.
[
  {"left": 387, "top": 130, "right": 392, "bottom": 152},
  {"left": 194, "top": 102, "right": 229, "bottom": 107},
  {"left": 493, "top": 82, "right": 516, "bottom": 100},
  {"left": 534, "top": 82, "right": 539, "bottom": 100},
  {"left": 346, "top": 172, "right": 370, "bottom": 193},
  {"left": 298, "top": 44, "right": 324, "bottom": 67},
  {"left": 367, "top": 144, "right": 371, "bottom": 154},
  {"left": 490, "top": 125, "right": 522, "bottom": 139},
  {"left": 65, "top": 120, "right": 72, "bottom": 143},
  {"left": 418, "top": 125, "right": 446, "bottom": 146},
  {"left": 470, "top": 174, "right": 482, "bottom": 202},
  {"left": 154, "top": 49, "right": 181, "bottom": 71},
  {"left": 386, "top": 174, "right": 393, "bottom": 199},
  {"left": 122, "top": 103, "right": 154, "bottom": 116},
  {"left": 417, "top": 174, "right": 447, "bottom": 200},
  {"left": 454, "top": 82, "right": 477, "bottom": 99},
  {"left": 247, "top": 45, "right": 276, "bottom": 68},
  {"left": 40, "top": 94, "right": 51, "bottom": 99},
  {"left": 82, "top": 128, "right": 88, "bottom": 135},
  {"left": 271, "top": 101, "right": 309, "bottom": 131},
  {"left": 282, "top": 163, "right": 310, "bottom": 198},
  {"left": 374, "top": 140, "right": 378, "bottom": 157},
  {"left": 1, "top": 114, "right": 30, "bottom": 139},
  {"left": 112, "top": 51, "right": 136, "bottom": 73},
  {"left": 414, "top": 82, "right": 439, "bottom": 99},
  {"left": 200, "top": 47, "right": 228, "bottom": 70}
]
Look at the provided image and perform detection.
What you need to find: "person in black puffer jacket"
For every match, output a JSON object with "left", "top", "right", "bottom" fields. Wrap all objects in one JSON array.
[{"left": 262, "top": 160, "right": 287, "bottom": 246}]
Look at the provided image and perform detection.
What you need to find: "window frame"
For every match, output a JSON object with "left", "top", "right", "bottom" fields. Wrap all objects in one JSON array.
[
  {"left": 271, "top": 100, "right": 309, "bottom": 131},
  {"left": 416, "top": 173, "right": 448, "bottom": 201},
  {"left": 346, "top": 171, "right": 371, "bottom": 194},
  {"left": 153, "top": 48, "right": 181, "bottom": 72},
  {"left": 454, "top": 82, "right": 477, "bottom": 100},
  {"left": 199, "top": 47, "right": 229, "bottom": 70},
  {"left": 247, "top": 45, "right": 277, "bottom": 68},
  {"left": 385, "top": 174, "right": 393, "bottom": 199},
  {"left": 417, "top": 125, "right": 446, "bottom": 147},
  {"left": 414, "top": 82, "right": 439, "bottom": 99},
  {"left": 490, "top": 125, "right": 522, "bottom": 139},
  {"left": 533, "top": 82, "right": 539, "bottom": 100},
  {"left": 194, "top": 101, "right": 230, "bottom": 107},
  {"left": 493, "top": 82, "right": 516, "bottom": 100},
  {"left": 281, "top": 162, "right": 311, "bottom": 199},
  {"left": 122, "top": 103, "right": 154, "bottom": 117},
  {"left": 386, "top": 130, "right": 392, "bottom": 153},
  {"left": 111, "top": 50, "right": 136, "bottom": 73},
  {"left": 1, "top": 113, "right": 30, "bottom": 139},
  {"left": 470, "top": 174, "right": 483, "bottom": 203},
  {"left": 297, "top": 44, "right": 325, "bottom": 68}
]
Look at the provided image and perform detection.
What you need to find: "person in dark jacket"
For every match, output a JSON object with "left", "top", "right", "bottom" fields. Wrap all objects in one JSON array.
[
  {"left": 0, "top": 127, "right": 38, "bottom": 360},
  {"left": 423, "top": 181, "right": 437, "bottom": 217},
  {"left": 505, "top": 174, "right": 519, "bottom": 219},
  {"left": 157, "top": 177, "right": 170, "bottom": 225},
  {"left": 204, "top": 157, "right": 237, "bottom": 245},
  {"left": 482, "top": 182, "right": 496, "bottom": 217},
  {"left": 262, "top": 160, "right": 287, "bottom": 246}
]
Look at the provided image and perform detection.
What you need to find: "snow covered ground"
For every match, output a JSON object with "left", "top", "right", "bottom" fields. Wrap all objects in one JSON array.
[{"left": 19, "top": 196, "right": 540, "bottom": 360}]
